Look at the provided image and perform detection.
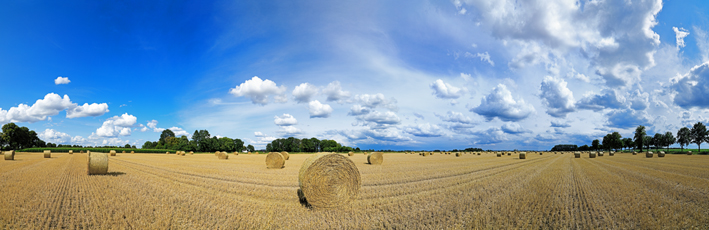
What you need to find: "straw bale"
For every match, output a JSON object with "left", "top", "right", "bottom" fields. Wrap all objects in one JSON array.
[
  {"left": 298, "top": 153, "right": 360, "bottom": 209},
  {"left": 44, "top": 150, "right": 51, "bottom": 158},
  {"left": 87, "top": 152, "right": 108, "bottom": 175},
  {"left": 367, "top": 152, "right": 383, "bottom": 165},
  {"left": 266, "top": 152, "right": 285, "bottom": 169}
]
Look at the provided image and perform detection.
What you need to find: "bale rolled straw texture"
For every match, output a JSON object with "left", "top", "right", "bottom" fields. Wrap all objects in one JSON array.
[
  {"left": 266, "top": 152, "right": 285, "bottom": 169},
  {"left": 69, "top": 150, "right": 73, "bottom": 154},
  {"left": 4, "top": 150, "right": 15, "bottom": 160},
  {"left": 44, "top": 150, "right": 51, "bottom": 158},
  {"left": 280, "top": 151, "right": 290, "bottom": 160},
  {"left": 519, "top": 152, "right": 526, "bottom": 159},
  {"left": 87, "top": 152, "right": 108, "bottom": 175},
  {"left": 589, "top": 152, "right": 597, "bottom": 158},
  {"left": 367, "top": 152, "right": 383, "bottom": 165},
  {"left": 131, "top": 151, "right": 135, "bottom": 154},
  {"left": 298, "top": 153, "right": 360, "bottom": 209},
  {"left": 658, "top": 151, "right": 665, "bottom": 157},
  {"left": 348, "top": 152, "right": 354, "bottom": 156},
  {"left": 646, "top": 151, "right": 653, "bottom": 158},
  {"left": 496, "top": 152, "right": 502, "bottom": 157},
  {"left": 217, "top": 151, "right": 228, "bottom": 159},
  {"left": 122, "top": 151, "right": 126, "bottom": 154},
  {"left": 609, "top": 151, "right": 615, "bottom": 156},
  {"left": 687, "top": 151, "right": 692, "bottom": 155},
  {"left": 574, "top": 152, "right": 581, "bottom": 158},
  {"left": 455, "top": 152, "right": 461, "bottom": 157},
  {"left": 110, "top": 150, "right": 116, "bottom": 156}
]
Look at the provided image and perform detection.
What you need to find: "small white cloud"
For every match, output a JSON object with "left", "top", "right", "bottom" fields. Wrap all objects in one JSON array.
[
  {"left": 472, "top": 84, "right": 535, "bottom": 122},
  {"left": 308, "top": 100, "right": 333, "bottom": 118},
  {"left": 292, "top": 83, "right": 318, "bottom": 103},
  {"left": 356, "top": 111, "right": 401, "bottom": 126},
  {"left": 551, "top": 120, "right": 571, "bottom": 128},
  {"left": 539, "top": 76, "right": 576, "bottom": 118},
  {"left": 279, "top": 126, "right": 302, "bottom": 136},
  {"left": 501, "top": 123, "right": 531, "bottom": 134},
  {"left": 54, "top": 76, "right": 70, "bottom": 85},
  {"left": 323, "top": 81, "right": 351, "bottom": 103},
  {"left": 254, "top": 131, "right": 268, "bottom": 137},
  {"left": 353, "top": 93, "right": 397, "bottom": 110},
  {"left": 673, "top": 27, "right": 690, "bottom": 50},
  {"left": 38, "top": 129, "right": 72, "bottom": 144},
  {"left": 430, "top": 79, "right": 467, "bottom": 99},
  {"left": 95, "top": 113, "right": 137, "bottom": 137},
  {"left": 66, "top": 103, "right": 109, "bottom": 118},
  {"left": 274, "top": 114, "right": 298, "bottom": 126},
  {"left": 577, "top": 89, "right": 626, "bottom": 111},
  {"left": 435, "top": 111, "right": 474, "bottom": 124},
  {"left": 404, "top": 123, "right": 444, "bottom": 137},
  {"left": 465, "top": 52, "right": 494, "bottom": 66},
  {"left": 348, "top": 104, "right": 371, "bottom": 116},
  {"left": 229, "top": 76, "right": 287, "bottom": 105},
  {"left": 168, "top": 127, "right": 190, "bottom": 137}
]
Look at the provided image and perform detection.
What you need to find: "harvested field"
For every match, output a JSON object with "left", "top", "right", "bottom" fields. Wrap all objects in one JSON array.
[{"left": 0, "top": 152, "right": 707, "bottom": 229}]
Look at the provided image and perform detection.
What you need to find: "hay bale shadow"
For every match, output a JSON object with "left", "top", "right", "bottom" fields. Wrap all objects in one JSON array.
[
  {"left": 91, "top": 172, "right": 126, "bottom": 177},
  {"left": 297, "top": 189, "right": 312, "bottom": 209}
]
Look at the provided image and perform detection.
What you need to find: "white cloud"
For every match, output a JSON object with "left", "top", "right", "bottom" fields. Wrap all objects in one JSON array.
[
  {"left": 254, "top": 131, "right": 268, "bottom": 137},
  {"left": 54, "top": 76, "right": 70, "bottom": 85},
  {"left": 339, "top": 128, "right": 412, "bottom": 144},
  {"left": 471, "top": 127, "right": 508, "bottom": 144},
  {"left": 435, "top": 111, "right": 474, "bottom": 124},
  {"left": 472, "top": 84, "right": 535, "bottom": 122},
  {"left": 71, "top": 136, "right": 88, "bottom": 145},
  {"left": 501, "top": 123, "right": 531, "bottom": 134},
  {"left": 605, "top": 109, "right": 651, "bottom": 129},
  {"left": 430, "top": 79, "right": 466, "bottom": 99},
  {"left": 274, "top": 113, "right": 298, "bottom": 126},
  {"left": 348, "top": 104, "right": 371, "bottom": 116},
  {"left": 66, "top": 103, "right": 109, "bottom": 118},
  {"left": 308, "top": 100, "right": 333, "bottom": 118},
  {"left": 628, "top": 89, "right": 650, "bottom": 111},
  {"left": 671, "top": 61, "right": 709, "bottom": 109},
  {"left": 279, "top": 126, "right": 303, "bottom": 136},
  {"left": 323, "top": 81, "right": 351, "bottom": 103},
  {"left": 550, "top": 120, "right": 571, "bottom": 128},
  {"left": 696, "top": 27, "right": 709, "bottom": 62},
  {"left": 292, "top": 83, "right": 318, "bottom": 103},
  {"left": 353, "top": 93, "right": 397, "bottom": 110},
  {"left": 577, "top": 89, "right": 626, "bottom": 111},
  {"left": 95, "top": 113, "right": 137, "bottom": 137},
  {"left": 465, "top": 51, "right": 494, "bottom": 66},
  {"left": 168, "top": 127, "right": 190, "bottom": 137},
  {"left": 673, "top": 27, "right": 690, "bottom": 50},
  {"left": 138, "top": 124, "right": 149, "bottom": 132},
  {"left": 229, "top": 76, "right": 287, "bottom": 105},
  {"left": 539, "top": 76, "right": 575, "bottom": 118},
  {"left": 38, "top": 129, "right": 72, "bottom": 144},
  {"left": 404, "top": 123, "right": 444, "bottom": 137},
  {"left": 356, "top": 111, "right": 401, "bottom": 127}
]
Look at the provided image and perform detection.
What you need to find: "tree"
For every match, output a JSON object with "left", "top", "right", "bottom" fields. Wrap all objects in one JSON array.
[
  {"left": 592, "top": 139, "right": 600, "bottom": 150},
  {"left": 643, "top": 135, "right": 652, "bottom": 151},
  {"left": 690, "top": 122, "right": 707, "bottom": 153},
  {"left": 677, "top": 127, "right": 691, "bottom": 151},
  {"left": 191, "top": 130, "right": 211, "bottom": 151},
  {"left": 124, "top": 144, "right": 131, "bottom": 148},
  {"left": 246, "top": 144, "right": 255, "bottom": 152},
  {"left": 233, "top": 139, "right": 245, "bottom": 153},
  {"left": 634, "top": 125, "right": 647, "bottom": 152},
  {"left": 611, "top": 132, "right": 623, "bottom": 151},
  {"left": 623, "top": 138, "right": 634, "bottom": 150},
  {"left": 653, "top": 133, "right": 663, "bottom": 150},
  {"left": 1, "top": 123, "right": 39, "bottom": 150},
  {"left": 663, "top": 131, "right": 676, "bottom": 151},
  {"left": 142, "top": 141, "right": 157, "bottom": 149},
  {"left": 219, "top": 137, "right": 235, "bottom": 152},
  {"left": 159, "top": 129, "right": 175, "bottom": 143},
  {"left": 602, "top": 135, "right": 611, "bottom": 151}
]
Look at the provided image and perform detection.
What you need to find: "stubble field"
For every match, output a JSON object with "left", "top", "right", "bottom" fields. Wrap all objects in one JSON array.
[{"left": 0, "top": 151, "right": 708, "bottom": 229}]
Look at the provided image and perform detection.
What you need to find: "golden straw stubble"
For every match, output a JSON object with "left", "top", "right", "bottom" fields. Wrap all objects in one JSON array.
[
  {"left": 367, "top": 152, "right": 383, "bottom": 165},
  {"left": 298, "top": 153, "right": 361, "bottom": 209},
  {"left": 266, "top": 152, "right": 285, "bottom": 169},
  {"left": 87, "top": 152, "right": 108, "bottom": 175}
]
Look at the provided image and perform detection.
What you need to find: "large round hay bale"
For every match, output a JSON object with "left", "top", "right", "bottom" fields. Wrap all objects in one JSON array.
[
  {"left": 598, "top": 151, "right": 604, "bottom": 157},
  {"left": 496, "top": 152, "right": 501, "bottom": 157},
  {"left": 87, "top": 152, "right": 108, "bottom": 175},
  {"left": 122, "top": 150, "right": 126, "bottom": 154},
  {"left": 658, "top": 151, "right": 665, "bottom": 157},
  {"left": 69, "top": 150, "right": 73, "bottom": 154},
  {"left": 280, "top": 151, "right": 290, "bottom": 160},
  {"left": 43, "top": 150, "right": 51, "bottom": 158},
  {"left": 632, "top": 151, "right": 637, "bottom": 155},
  {"left": 217, "top": 151, "right": 228, "bottom": 159},
  {"left": 589, "top": 152, "right": 597, "bottom": 158},
  {"left": 455, "top": 152, "right": 461, "bottom": 157},
  {"left": 4, "top": 150, "right": 15, "bottom": 160},
  {"left": 266, "top": 152, "right": 285, "bottom": 169},
  {"left": 646, "top": 151, "right": 653, "bottom": 158},
  {"left": 687, "top": 151, "right": 692, "bottom": 155},
  {"left": 110, "top": 150, "right": 116, "bottom": 156},
  {"left": 519, "top": 152, "right": 526, "bottom": 159},
  {"left": 298, "top": 153, "right": 360, "bottom": 209},
  {"left": 367, "top": 152, "right": 383, "bottom": 165},
  {"left": 189, "top": 151, "right": 194, "bottom": 155},
  {"left": 574, "top": 152, "right": 581, "bottom": 158},
  {"left": 348, "top": 151, "right": 354, "bottom": 156},
  {"left": 609, "top": 151, "right": 615, "bottom": 156},
  {"left": 131, "top": 151, "right": 135, "bottom": 154}
]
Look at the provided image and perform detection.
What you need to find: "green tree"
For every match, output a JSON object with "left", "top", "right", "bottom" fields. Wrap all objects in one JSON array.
[
  {"left": 124, "top": 144, "right": 131, "bottom": 148},
  {"left": 219, "top": 137, "right": 235, "bottom": 152},
  {"left": 592, "top": 139, "right": 600, "bottom": 150},
  {"left": 634, "top": 125, "right": 647, "bottom": 152},
  {"left": 690, "top": 122, "right": 707, "bottom": 153},
  {"left": 142, "top": 141, "right": 157, "bottom": 149},
  {"left": 653, "top": 133, "right": 663, "bottom": 150},
  {"left": 159, "top": 129, "right": 176, "bottom": 143},
  {"left": 602, "top": 135, "right": 611, "bottom": 151},
  {"left": 623, "top": 138, "right": 634, "bottom": 150},
  {"left": 310, "top": 138, "right": 320, "bottom": 152},
  {"left": 191, "top": 130, "right": 211, "bottom": 151},
  {"left": 610, "top": 132, "right": 623, "bottom": 151},
  {"left": 246, "top": 144, "right": 255, "bottom": 152},
  {"left": 233, "top": 138, "right": 245, "bottom": 153},
  {"left": 643, "top": 135, "right": 652, "bottom": 151},
  {"left": 663, "top": 131, "right": 676, "bottom": 151},
  {"left": 677, "top": 127, "right": 691, "bottom": 151}
]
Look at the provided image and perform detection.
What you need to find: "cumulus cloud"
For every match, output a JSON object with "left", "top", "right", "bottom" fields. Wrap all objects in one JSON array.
[
  {"left": 404, "top": 123, "right": 444, "bottom": 137},
  {"left": 605, "top": 109, "right": 651, "bottom": 129},
  {"left": 671, "top": 62, "right": 709, "bottom": 109},
  {"left": 576, "top": 89, "right": 626, "bottom": 111},
  {"left": 95, "top": 113, "right": 137, "bottom": 137},
  {"left": 628, "top": 89, "right": 650, "bottom": 111},
  {"left": 550, "top": 120, "right": 571, "bottom": 128},
  {"left": 323, "top": 81, "right": 351, "bottom": 103},
  {"left": 274, "top": 114, "right": 298, "bottom": 126},
  {"left": 355, "top": 111, "right": 401, "bottom": 128},
  {"left": 278, "top": 126, "right": 303, "bottom": 136},
  {"left": 465, "top": 52, "right": 494, "bottom": 66},
  {"left": 501, "top": 123, "right": 531, "bottom": 134},
  {"left": 348, "top": 104, "right": 370, "bottom": 116},
  {"left": 435, "top": 111, "right": 474, "bottom": 124},
  {"left": 0, "top": 93, "right": 108, "bottom": 124},
  {"left": 66, "top": 103, "right": 109, "bottom": 118},
  {"left": 471, "top": 127, "right": 508, "bottom": 144},
  {"left": 673, "top": 27, "right": 690, "bottom": 50},
  {"left": 353, "top": 93, "right": 397, "bottom": 110},
  {"left": 145, "top": 120, "right": 164, "bottom": 132},
  {"left": 308, "top": 100, "right": 333, "bottom": 118},
  {"left": 229, "top": 76, "right": 287, "bottom": 105},
  {"left": 71, "top": 136, "right": 88, "bottom": 145},
  {"left": 54, "top": 76, "right": 70, "bottom": 85},
  {"left": 339, "top": 128, "right": 412, "bottom": 143},
  {"left": 472, "top": 84, "right": 535, "bottom": 122},
  {"left": 168, "top": 127, "right": 190, "bottom": 137},
  {"left": 539, "top": 76, "right": 575, "bottom": 118},
  {"left": 39, "top": 129, "right": 72, "bottom": 144},
  {"left": 292, "top": 83, "right": 318, "bottom": 103},
  {"left": 430, "top": 79, "right": 466, "bottom": 99}
]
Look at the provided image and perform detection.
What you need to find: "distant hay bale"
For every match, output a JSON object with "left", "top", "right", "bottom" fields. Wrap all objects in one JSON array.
[
  {"left": 122, "top": 150, "right": 126, "bottom": 154},
  {"left": 87, "top": 152, "right": 108, "bottom": 175},
  {"left": 609, "top": 151, "right": 615, "bottom": 156},
  {"left": 298, "top": 153, "right": 360, "bottom": 209},
  {"left": 589, "top": 152, "right": 596, "bottom": 158},
  {"left": 233, "top": 151, "right": 238, "bottom": 156},
  {"left": 574, "top": 152, "right": 581, "bottom": 158},
  {"left": 217, "top": 151, "right": 228, "bottom": 160},
  {"left": 166, "top": 151, "right": 169, "bottom": 155},
  {"left": 280, "top": 151, "right": 290, "bottom": 160},
  {"left": 496, "top": 152, "right": 502, "bottom": 157},
  {"left": 455, "top": 152, "right": 461, "bottom": 157},
  {"left": 131, "top": 151, "right": 135, "bottom": 154},
  {"left": 110, "top": 150, "right": 116, "bottom": 156},
  {"left": 80, "top": 150, "right": 85, "bottom": 154},
  {"left": 44, "top": 150, "right": 51, "bottom": 158},
  {"left": 4, "top": 150, "right": 15, "bottom": 160},
  {"left": 519, "top": 152, "right": 526, "bottom": 159},
  {"left": 69, "top": 150, "right": 73, "bottom": 154},
  {"left": 348, "top": 152, "right": 354, "bottom": 156},
  {"left": 687, "top": 151, "right": 692, "bottom": 155},
  {"left": 367, "top": 152, "right": 383, "bottom": 165},
  {"left": 598, "top": 151, "right": 604, "bottom": 157},
  {"left": 632, "top": 151, "right": 637, "bottom": 155},
  {"left": 658, "top": 151, "right": 665, "bottom": 157},
  {"left": 539, "top": 152, "right": 543, "bottom": 155},
  {"left": 215, "top": 151, "right": 220, "bottom": 156},
  {"left": 266, "top": 152, "right": 285, "bottom": 169},
  {"left": 477, "top": 152, "right": 481, "bottom": 155},
  {"left": 190, "top": 151, "right": 194, "bottom": 155},
  {"left": 247, "top": 152, "right": 251, "bottom": 155},
  {"left": 180, "top": 151, "right": 186, "bottom": 156},
  {"left": 646, "top": 151, "right": 653, "bottom": 158}
]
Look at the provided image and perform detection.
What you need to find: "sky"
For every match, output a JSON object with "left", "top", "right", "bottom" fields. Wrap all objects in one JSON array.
[{"left": 1, "top": 0, "right": 709, "bottom": 151}]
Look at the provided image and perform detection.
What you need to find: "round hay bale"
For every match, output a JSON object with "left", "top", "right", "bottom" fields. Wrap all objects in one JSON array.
[
  {"left": 110, "top": 150, "right": 116, "bottom": 156},
  {"left": 646, "top": 151, "right": 653, "bottom": 158},
  {"left": 4, "top": 150, "right": 15, "bottom": 160},
  {"left": 477, "top": 152, "right": 481, "bottom": 155},
  {"left": 496, "top": 152, "right": 502, "bottom": 157},
  {"left": 598, "top": 151, "right": 604, "bottom": 157},
  {"left": 80, "top": 150, "right": 85, "bottom": 154},
  {"left": 632, "top": 151, "right": 637, "bottom": 155},
  {"left": 519, "top": 152, "right": 526, "bottom": 159},
  {"left": 687, "top": 151, "right": 692, "bottom": 155},
  {"left": 298, "top": 153, "right": 360, "bottom": 209},
  {"left": 280, "top": 151, "right": 290, "bottom": 160},
  {"left": 574, "top": 152, "right": 581, "bottom": 158},
  {"left": 122, "top": 150, "right": 126, "bottom": 154},
  {"left": 87, "top": 152, "right": 108, "bottom": 175},
  {"left": 507, "top": 152, "right": 511, "bottom": 156},
  {"left": 189, "top": 151, "right": 194, "bottom": 155},
  {"left": 367, "top": 152, "right": 383, "bottom": 165},
  {"left": 166, "top": 151, "right": 169, "bottom": 155},
  {"left": 609, "top": 151, "right": 615, "bottom": 156},
  {"left": 69, "top": 150, "right": 73, "bottom": 154},
  {"left": 455, "top": 152, "right": 461, "bottom": 157},
  {"left": 131, "top": 151, "right": 135, "bottom": 154},
  {"left": 348, "top": 152, "right": 354, "bottom": 156},
  {"left": 44, "top": 150, "right": 51, "bottom": 158},
  {"left": 233, "top": 151, "right": 238, "bottom": 156},
  {"left": 589, "top": 152, "right": 597, "bottom": 158},
  {"left": 266, "top": 152, "right": 285, "bottom": 169},
  {"left": 217, "top": 152, "right": 228, "bottom": 160},
  {"left": 658, "top": 151, "right": 665, "bottom": 157}
]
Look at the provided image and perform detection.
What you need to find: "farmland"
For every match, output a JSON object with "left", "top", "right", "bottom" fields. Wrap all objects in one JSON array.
[{"left": 1, "top": 151, "right": 708, "bottom": 229}]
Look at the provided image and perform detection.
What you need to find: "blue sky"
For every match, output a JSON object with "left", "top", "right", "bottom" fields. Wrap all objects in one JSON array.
[{"left": 2, "top": 0, "right": 709, "bottom": 151}]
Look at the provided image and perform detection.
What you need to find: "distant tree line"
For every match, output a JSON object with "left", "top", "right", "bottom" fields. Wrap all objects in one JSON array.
[
  {"left": 566, "top": 122, "right": 709, "bottom": 153},
  {"left": 142, "top": 129, "right": 253, "bottom": 153},
  {"left": 265, "top": 137, "right": 356, "bottom": 153}
]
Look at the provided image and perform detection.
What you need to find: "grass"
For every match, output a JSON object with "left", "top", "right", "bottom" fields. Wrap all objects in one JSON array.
[{"left": 0, "top": 152, "right": 707, "bottom": 229}]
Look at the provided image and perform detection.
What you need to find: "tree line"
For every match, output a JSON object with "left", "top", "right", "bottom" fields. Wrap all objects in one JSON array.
[
  {"left": 141, "top": 129, "right": 253, "bottom": 153},
  {"left": 265, "top": 137, "right": 355, "bottom": 153},
  {"left": 569, "top": 122, "right": 708, "bottom": 153}
]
